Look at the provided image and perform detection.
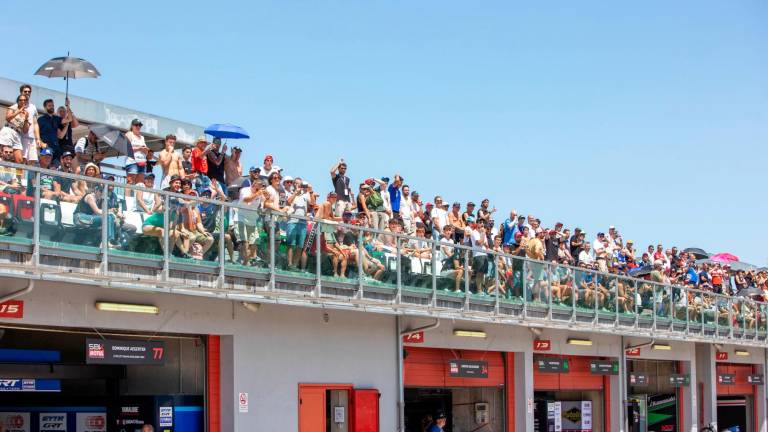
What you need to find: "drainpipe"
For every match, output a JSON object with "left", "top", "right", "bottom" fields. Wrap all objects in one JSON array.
[
  {"left": 0, "top": 280, "right": 34, "bottom": 303},
  {"left": 625, "top": 338, "right": 654, "bottom": 351}
]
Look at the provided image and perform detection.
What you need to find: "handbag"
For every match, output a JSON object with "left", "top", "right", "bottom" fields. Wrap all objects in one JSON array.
[{"left": 74, "top": 213, "right": 95, "bottom": 227}]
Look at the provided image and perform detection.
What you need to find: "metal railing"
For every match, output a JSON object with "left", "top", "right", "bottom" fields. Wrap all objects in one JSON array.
[{"left": 0, "top": 161, "right": 765, "bottom": 346}]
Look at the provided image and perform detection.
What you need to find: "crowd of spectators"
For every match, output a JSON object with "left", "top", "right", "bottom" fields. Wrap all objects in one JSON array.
[{"left": 1, "top": 83, "right": 767, "bottom": 320}]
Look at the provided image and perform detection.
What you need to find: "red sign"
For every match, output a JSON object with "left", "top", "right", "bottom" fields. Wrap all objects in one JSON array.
[
  {"left": 626, "top": 348, "right": 641, "bottom": 356},
  {"left": 403, "top": 332, "right": 424, "bottom": 344},
  {"left": 0, "top": 300, "right": 23, "bottom": 318},
  {"left": 533, "top": 340, "right": 551, "bottom": 351},
  {"left": 716, "top": 351, "right": 728, "bottom": 361}
]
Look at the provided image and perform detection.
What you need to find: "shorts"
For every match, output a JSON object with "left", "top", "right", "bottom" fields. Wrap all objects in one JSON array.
[
  {"left": 0, "top": 127, "right": 21, "bottom": 150},
  {"left": 286, "top": 222, "right": 308, "bottom": 247},
  {"left": 126, "top": 163, "right": 148, "bottom": 175},
  {"left": 21, "top": 135, "right": 37, "bottom": 161},
  {"left": 238, "top": 223, "right": 260, "bottom": 245},
  {"left": 320, "top": 231, "right": 338, "bottom": 253},
  {"left": 472, "top": 255, "right": 489, "bottom": 274},
  {"left": 188, "top": 231, "right": 211, "bottom": 244},
  {"left": 143, "top": 212, "right": 164, "bottom": 228}
]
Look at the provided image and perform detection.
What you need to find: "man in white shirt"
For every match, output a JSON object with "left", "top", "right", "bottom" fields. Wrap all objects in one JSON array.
[
  {"left": 579, "top": 243, "right": 595, "bottom": 266},
  {"left": 470, "top": 220, "right": 490, "bottom": 294},
  {"left": 238, "top": 180, "right": 266, "bottom": 265},
  {"left": 259, "top": 154, "right": 281, "bottom": 181},
  {"left": 592, "top": 232, "right": 609, "bottom": 273},
  {"left": 399, "top": 184, "right": 414, "bottom": 235},
  {"left": 430, "top": 196, "right": 449, "bottom": 234}
]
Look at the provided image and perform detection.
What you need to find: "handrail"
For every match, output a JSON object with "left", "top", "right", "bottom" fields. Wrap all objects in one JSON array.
[{"left": 0, "top": 160, "right": 766, "bottom": 344}]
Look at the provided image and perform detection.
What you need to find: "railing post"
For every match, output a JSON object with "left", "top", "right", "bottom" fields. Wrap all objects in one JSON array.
[
  {"left": 652, "top": 284, "right": 657, "bottom": 332},
  {"left": 593, "top": 269, "right": 598, "bottom": 325},
  {"left": 571, "top": 267, "right": 577, "bottom": 323},
  {"left": 463, "top": 249, "right": 470, "bottom": 310},
  {"left": 715, "top": 293, "right": 720, "bottom": 339},
  {"left": 268, "top": 214, "right": 276, "bottom": 291},
  {"left": 217, "top": 204, "right": 226, "bottom": 289},
  {"left": 32, "top": 171, "right": 41, "bottom": 268},
  {"left": 685, "top": 287, "right": 690, "bottom": 335},
  {"left": 162, "top": 194, "right": 170, "bottom": 282},
  {"left": 633, "top": 281, "right": 639, "bottom": 329},
  {"left": 431, "top": 237, "right": 437, "bottom": 308},
  {"left": 356, "top": 228, "right": 364, "bottom": 299},
  {"left": 546, "top": 263, "right": 553, "bottom": 320},
  {"left": 521, "top": 258, "right": 528, "bottom": 319},
  {"left": 314, "top": 220, "right": 322, "bottom": 297},
  {"left": 494, "top": 252, "right": 500, "bottom": 316},
  {"left": 614, "top": 276, "right": 619, "bottom": 326},
  {"left": 100, "top": 184, "right": 109, "bottom": 274},
  {"left": 729, "top": 296, "right": 734, "bottom": 339},
  {"left": 395, "top": 235, "right": 402, "bottom": 304}
]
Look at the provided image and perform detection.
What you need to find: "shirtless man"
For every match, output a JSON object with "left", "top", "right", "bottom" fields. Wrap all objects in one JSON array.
[
  {"left": 224, "top": 146, "right": 243, "bottom": 190},
  {"left": 157, "top": 134, "right": 184, "bottom": 189},
  {"left": 315, "top": 192, "right": 346, "bottom": 277}
]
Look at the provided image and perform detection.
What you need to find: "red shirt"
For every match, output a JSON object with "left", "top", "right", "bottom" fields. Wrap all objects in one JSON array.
[{"left": 191, "top": 147, "right": 208, "bottom": 174}]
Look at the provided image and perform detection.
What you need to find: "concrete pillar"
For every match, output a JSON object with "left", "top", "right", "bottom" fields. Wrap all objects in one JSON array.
[
  {"left": 680, "top": 354, "right": 699, "bottom": 432},
  {"left": 695, "top": 343, "right": 717, "bottom": 430},
  {"left": 220, "top": 335, "right": 235, "bottom": 432},
  {"left": 756, "top": 357, "right": 767, "bottom": 432},
  {"left": 514, "top": 349, "right": 534, "bottom": 430}
]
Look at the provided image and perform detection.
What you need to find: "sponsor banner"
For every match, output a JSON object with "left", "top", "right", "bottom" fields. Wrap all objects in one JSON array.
[
  {"left": 447, "top": 359, "right": 489, "bottom": 378},
  {"left": 546, "top": 401, "right": 593, "bottom": 432},
  {"left": 75, "top": 412, "right": 106, "bottom": 432},
  {"left": 647, "top": 393, "right": 677, "bottom": 432},
  {"left": 537, "top": 358, "right": 569, "bottom": 373},
  {"left": 589, "top": 360, "right": 619, "bottom": 375},
  {"left": 748, "top": 374, "right": 764, "bottom": 385},
  {"left": 85, "top": 338, "right": 165, "bottom": 365},
  {"left": 629, "top": 373, "right": 648, "bottom": 386},
  {"left": 39, "top": 413, "right": 66, "bottom": 432},
  {"left": 158, "top": 406, "right": 173, "bottom": 427},
  {"left": 0, "top": 379, "right": 60, "bottom": 392},
  {"left": 0, "top": 412, "right": 30, "bottom": 432},
  {"left": 0, "top": 300, "right": 23, "bottom": 318},
  {"left": 718, "top": 374, "right": 736, "bottom": 385}
]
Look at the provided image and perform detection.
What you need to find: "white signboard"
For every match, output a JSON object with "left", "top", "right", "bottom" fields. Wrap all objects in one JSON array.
[
  {"left": 0, "top": 412, "right": 31, "bottom": 432},
  {"left": 39, "top": 413, "right": 67, "bottom": 431},
  {"left": 75, "top": 413, "right": 106, "bottom": 432},
  {"left": 334, "top": 406, "right": 345, "bottom": 423},
  {"left": 158, "top": 407, "right": 173, "bottom": 427},
  {"left": 239, "top": 392, "right": 249, "bottom": 413}
]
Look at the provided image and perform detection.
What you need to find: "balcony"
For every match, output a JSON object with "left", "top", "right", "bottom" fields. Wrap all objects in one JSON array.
[{"left": 0, "top": 161, "right": 765, "bottom": 347}]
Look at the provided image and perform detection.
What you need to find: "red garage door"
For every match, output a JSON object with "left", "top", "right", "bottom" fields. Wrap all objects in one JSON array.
[{"left": 403, "top": 347, "right": 505, "bottom": 387}]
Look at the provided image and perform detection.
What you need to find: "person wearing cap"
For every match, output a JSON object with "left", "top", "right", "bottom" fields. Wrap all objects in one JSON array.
[
  {"left": 124, "top": 119, "right": 149, "bottom": 194},
  {"left": 206, "top": 137, "right": 227, "bottom": 193},
  {"left": 259, "top": 154, "right": 281, "bottom": 182},
  {"left": 191, "top": 135, "right": 210, "bottom": 176},
  {"left": 27, "top": 147, "right": 57, "bottom": 199},
  {"left": 157, "top": 134, "right": 184, "bottom": 189},
  {"left": 52, "top": 151, "right": 82, "bottom": 203},
  {"left": 241, "top": 166, "right": 261, "bottom": 189},
  {"left": 427, "top": 412, "right": 447, "bottom": 432},
  {"left": 476, "top": 198, "right": 496, "bottom": 224},
  {"left": 224, "top": 145, "right": 243, "bottom": 191},
  {"left": 238, "top": 177, "right": 267, "bottom": 266},
  {"left": 135, "top": 173, "right": 159, "bottom": 214},
  {"left": 330, "top": 159, "right": 352, "bottom": 216},
  {"left": 73, "top": 183, "right": 119, "bottom": 247},
  {"left": 447, "top": 202, "right": 466, "bottom": 243},
  {"left": 461, "top": 202, "right": 475, "bottom": 225},
  {"left": 592, "top": 233, "right": 609, "bottom": 273},
  {"left": 285, "top": 177, "right": 314, "bottom": 271},
  {"left": 362, "top": 181, "right": 387, "bottom": 231}
]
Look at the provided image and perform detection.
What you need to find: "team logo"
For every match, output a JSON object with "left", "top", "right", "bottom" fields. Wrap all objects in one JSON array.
[
  {"left": 86, "top": 415, "right": 105, "bottom": 428},
  {"left": 88, "top": 343, "right": 105, "bottom": 359},
  {"left": 563, "top": 407, "right": 581, "bottom": 423}
]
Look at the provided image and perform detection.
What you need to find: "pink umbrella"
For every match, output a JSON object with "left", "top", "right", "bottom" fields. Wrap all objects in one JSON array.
[{"left": 710, "top": 253, "right": 740, "bottom": 263}]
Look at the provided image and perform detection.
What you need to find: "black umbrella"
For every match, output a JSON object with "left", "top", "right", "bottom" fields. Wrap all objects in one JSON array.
[
  {"left": 34, "top": 54, "right": 100, "bottom": 99},
  {"left": 683, "top": 248, "right": 709, "bottom": 259},
  {"left": 89, "top": 125, "right": 133, "bottom": 158},
  {"left": 628, "top": 265, "right": 653, "bottom": 277},
  {"left": 736, "top": 286, "right": 763, "bottom": 299}
]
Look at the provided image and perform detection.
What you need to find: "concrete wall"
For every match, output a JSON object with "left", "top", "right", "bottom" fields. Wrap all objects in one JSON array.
[{"left": 0, "top": 278, "right": 398, "bottom": 431}]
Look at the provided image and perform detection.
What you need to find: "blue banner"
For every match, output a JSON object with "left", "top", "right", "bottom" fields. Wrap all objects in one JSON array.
[{"left": 0, "top": 379, "right": 61, "bottom": 392}]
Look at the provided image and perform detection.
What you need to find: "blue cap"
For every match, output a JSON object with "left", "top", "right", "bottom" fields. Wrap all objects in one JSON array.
[
  {"left": 249, "top": 166, "right": 261, "bottom": 173},
  {"left": 381, "top": 176, "right": 390, "bottom": 183},
  {"left": 39, "top": 148, "right": 53, "bottom": 157}
]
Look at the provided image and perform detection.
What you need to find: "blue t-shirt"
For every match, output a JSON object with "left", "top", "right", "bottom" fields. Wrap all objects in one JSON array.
[
  {"left": 685, "top": 267, "right": 699, "bottom": 286},
  {"left": 388, "top": 184, "right": 401, "bottom": 213},
  {"left": 501, "top": 218, "right": 516, "bottom": 245},
  {"left": 427, "top": 424, "right": 443, "bottom": 432}
]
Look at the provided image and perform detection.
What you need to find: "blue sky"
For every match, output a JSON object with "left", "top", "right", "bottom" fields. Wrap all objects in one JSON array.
[{"left": 3, "top": 1, "right": 767, "bottom": 264}]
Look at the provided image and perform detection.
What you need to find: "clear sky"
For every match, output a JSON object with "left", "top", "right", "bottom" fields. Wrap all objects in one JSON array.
[{"left": 3, "top": 1, "right": 767, "bottom": 264}]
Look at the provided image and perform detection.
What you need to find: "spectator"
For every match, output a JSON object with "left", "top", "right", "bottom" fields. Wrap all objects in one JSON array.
[
  {"left": 74, "top": 130, "right": 107, "bottom": 170},
  {"left": 179, "top": 185, "right": 214, "bottom": 259},
  {"left": 0, "top": 144, "right": 22, "bottom": 193},
  {"left": 264, "top": 172, "right": 289, "bottom": 213},
  {"left": 405, "top": 223, "right": 432, "bottom": 259},
  {"left": 500, "top": 210, "right": 517, "bottom": 247},
  {"left": 241, "top": 166, "right": 261, "bottom": 188},
  {"left": 37, "top": 99, "right": 63, "bottom": 163},
  {"left": 56, "top": 99, "right": 78, "bottom": 153},
  {"left": 259, "top": 154, "right": 281, "bottom": 181},
  {"left": 448, "top": 202, "right": 466, "bottom": 244},
  {"left": 330, "top": 159, "right": 351, "bottom": 216},
  {"left": 73, "top": 184, "right": 118, "bottom": 247},
  {"left": 4, "top": 92, "right": 39, "bottom": 164},
  {"left": 461, "top": 202, "right": 475, "bottom": 224},
  {"left": 430, "top": 196, "right": 449, "bottom": 235},
  {"left": 593, "top": 232, "right": 609, "bottom": 273},
  {"left": 135, "top": 173, "right": 159, "bottom": 214},
  {"left": 238, "top": 179, "right": 267, "bottom": 266},
  {"left": 224, "top": 146, "right": 243, "bottom": 191},
  {"left": 388, "top": 174, "right": 403, "bottom": 217},
  {"left": 399, "top": 184, "right": 414, "bottom": 234},
  {"left": 29, "top": 148, "right": 58, "bottom": 199},
  {"left": 316, "top": 192, "right": 346, "bottom": 277},
  {"left": 363, "top": 181, "right": 387, "bottom": 230},
  {"left": 579, "top": 243, "right": 594, "bottom": 266},
  {"left": 123, "top": 119, "right": 149, "bottom": 194},
  {"left": 471, "top": 220, "right": 490, "bottom": 294},
  {"left": 206, "top": 138, "right": 227, "bottom": 192},
  {"left": 54, "top": 152, "right": 81, "bottom": 203},
  {"left": 157, "top": 134, "right": 183, "bottom": 189},
  {"left": 181, "top": 146, "right": 195, "bottom": 179},
  {"left": 191, "top": 136, "right": 209, "bottom": 176},
  {"left": 374, "top": 177, "right": 393, "bottom": 227},
  {"left": 476, "top": 198, "right": 495, "bottom": 224},
  {"left": 286, "top": 180, "right": 315, "bottom": 270}
]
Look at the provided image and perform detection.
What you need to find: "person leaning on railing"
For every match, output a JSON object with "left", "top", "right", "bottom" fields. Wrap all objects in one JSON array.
[{"left": 73, "top": 184, "right": 118, "bottom": 247}]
